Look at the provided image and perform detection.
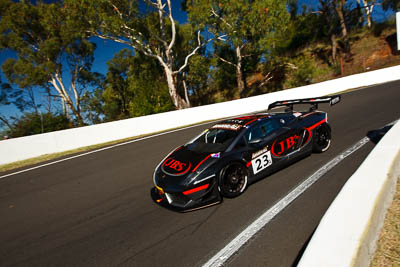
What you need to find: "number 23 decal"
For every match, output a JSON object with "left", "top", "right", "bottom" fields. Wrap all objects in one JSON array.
[{"left": 252, "top": 151, "right": 272, "bottom": 174}]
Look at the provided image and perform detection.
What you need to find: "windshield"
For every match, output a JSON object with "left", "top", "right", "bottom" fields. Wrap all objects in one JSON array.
[{"left": 186, "top": 128, "right": 240, "bottom": 153}]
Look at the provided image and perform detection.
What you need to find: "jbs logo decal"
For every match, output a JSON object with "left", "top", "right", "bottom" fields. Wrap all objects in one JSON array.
[
  {"left": 272, "top": 134, "right": 301, "bottom": 157},
  {"left": 162, "top": 158, "right": 191, "bottom": 175}
]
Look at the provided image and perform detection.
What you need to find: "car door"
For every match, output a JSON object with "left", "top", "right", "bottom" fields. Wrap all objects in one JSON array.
[
  {"left": 270, "top": 121, "right": 308, "bottom": 160},
  {"left": 244, "top": 119, "right": 286, "bottom": 178}
]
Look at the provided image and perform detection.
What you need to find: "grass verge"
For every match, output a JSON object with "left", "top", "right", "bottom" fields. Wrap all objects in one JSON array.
[{"left": 370, "top": 176, "right": 400, "bottom": 266}]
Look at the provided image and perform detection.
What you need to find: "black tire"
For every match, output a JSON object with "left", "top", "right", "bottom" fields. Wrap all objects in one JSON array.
[
  {"left": 218, "top": 163, "right": 248, "bottom": 198},
  {"left": 312, "top": 123, "right": 331, "bottom": 153}
]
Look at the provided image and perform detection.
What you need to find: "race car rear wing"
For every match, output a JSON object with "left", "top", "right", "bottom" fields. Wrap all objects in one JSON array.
[{"left": 268, "top": 95, "right": 341, "bottom": 112}]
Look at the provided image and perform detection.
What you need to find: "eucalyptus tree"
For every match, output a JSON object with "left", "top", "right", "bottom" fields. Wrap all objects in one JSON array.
[
  {"left": 0, "top": 0, "right": 98, "bottom": 125},
  {"left": 333, "top": 0, "right": 349, "bottom": 42},
  {"left": 103, "top": 49, "right": 134, "bottom": 120},
  {"left": 356, "top": 0, "right": 376, "bottom": 28},
  {"left": 65, "top": 0, "right": 211, "bottom": 109},
  {"left": 322, "top": 0, "right": 353, "bottom": 57},
  {"left": 317, "top": 0, "right": 344, "bottom": 63},
  {"left": 100, "top": 48, "right": 173, "bottom": 121},
  {"left": 187, "top": 0, "right": 289, "bottom": 97}
]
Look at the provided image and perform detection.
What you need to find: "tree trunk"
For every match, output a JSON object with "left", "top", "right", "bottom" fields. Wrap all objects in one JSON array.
[
  {"left": 182, "top": 79, "right": 190, "bottom": 105},
  {"left": 235, "top": 46, "right": 247, "bottom": 97},
  {"left": 51, "top": 75, "right": 84, "bottom": 125},
  {"left": 334, "top": 0, "right": 348, "bottom": 39},
  {"left": 164, "top": 67, "right": 190, "bottom": 109},
  {"left": 362, "top": 0, "right": 374, "bottom": 28},
  {"left": 333, "top": 0, "right": 350, "bottom": 55},
  {"left": 331, "top": 34, "right": 338, "bottom": 63},
  {"left": 356, "top": 0, "right": 364, "bottom": 26},
  {"left": 236, "top": 65, "right": 246, "bottom": 97},
  {"left": 65, "top": 98, "right": 84, "bottom": 125},
  {"left": 62, "top": 98, "right": 68, "bottom": 117}
]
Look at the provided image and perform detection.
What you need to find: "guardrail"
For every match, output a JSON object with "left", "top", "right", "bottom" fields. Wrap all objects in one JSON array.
[
  {"left": 298, "top": 120, "right": 400, "bottom": 267},
  {"left": 1, "top": 65, "right": 400, "bottom": 165}
]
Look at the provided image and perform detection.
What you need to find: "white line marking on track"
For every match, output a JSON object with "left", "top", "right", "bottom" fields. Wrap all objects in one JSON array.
[
  {"left": 0, "top": 121, "right": 214, "bottom": 180},
  {"left": 202, "top": 137, "right": 370, "bottom": 267},
  {"left": 202, "top": 120, "right": 398, "bottom": 267}
]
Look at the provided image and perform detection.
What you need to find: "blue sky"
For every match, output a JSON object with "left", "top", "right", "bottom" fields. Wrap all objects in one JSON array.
[
  {"left": 0, "top": 0, "right": 396, "bottom": 127},
  {"left": 90, "top": 0, "right": 188, "bottom": 75}
]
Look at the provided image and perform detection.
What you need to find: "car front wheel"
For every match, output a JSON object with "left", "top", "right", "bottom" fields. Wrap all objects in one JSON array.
[{"left": 218, "top": 163, "right": 248, "bottom": 198}]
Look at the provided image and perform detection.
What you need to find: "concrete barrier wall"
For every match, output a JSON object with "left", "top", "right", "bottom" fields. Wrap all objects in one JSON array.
[
  {"left": 298, "top": 121, "right": 400, "bottom": 267},
  {"left": 1, "top": 65, "right": 400, "bottom": 165}
]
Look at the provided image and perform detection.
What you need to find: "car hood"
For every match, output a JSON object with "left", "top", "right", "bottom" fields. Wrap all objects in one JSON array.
[{"left": 161, "top": 146, "right": 212, "bottom": 177}]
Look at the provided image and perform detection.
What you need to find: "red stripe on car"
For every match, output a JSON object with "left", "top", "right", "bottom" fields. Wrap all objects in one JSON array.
[
  {"left": 245, "top": 118, "right": 258, "bottom": 126},
  {"left": 306, "top": 118, "right": 327, "bottom": 131},
  {"left": 183, "top": 184, "right": 209, "bottom": 195},
  {"left": 192, "top": 154, "right": 211, "bottom": 172}
]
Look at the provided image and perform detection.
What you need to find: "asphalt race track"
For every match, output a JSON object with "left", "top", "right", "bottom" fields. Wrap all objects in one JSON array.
[{"left": 1, "top": 80, "right": 400, "bottom": 267}]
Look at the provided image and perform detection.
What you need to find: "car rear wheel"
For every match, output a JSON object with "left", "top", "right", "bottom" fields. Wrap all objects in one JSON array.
[
  {"left": 313, "top": 123, "right": 331, "bottom": 153},
  {"left": 218, "top": 163, "right": 248, "bottom": 198}
]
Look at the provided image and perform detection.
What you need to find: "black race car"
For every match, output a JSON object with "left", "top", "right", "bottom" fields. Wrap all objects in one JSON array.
[{"left": 151, "top": 95, "right": 341, "bottom": 212}]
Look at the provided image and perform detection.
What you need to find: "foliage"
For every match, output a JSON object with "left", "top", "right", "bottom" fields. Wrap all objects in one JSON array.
[
  {"left": 80, "top": 89, "right": 104, "bottom": 125},
  {"left": 81, "top": 48, "right": 174, "bottom": 122},
  {"left": 281, "top": 11, "right": 327, "bottom": 55},
  {"left": 185, "top": 53, "right": 215, "bottom": 105},
  {"left": 0, "top": 0, "right": 100, "bottom": 125},
  {"left": 209, "top": 44, "right": 238, "bottom": 99},
  {"left": 284, "top": 56, "right": 316, "bottom": 88},
  {"left": 188, "top": 0, "right": 289, "bottom": 49},
  {"left": 102, "top": 49, "right": 133, "bottom": 120},
  {"left": 187, "top": 0, "right": 290, "bottom": 96},
  {"left": 6, "top": 112, "right": 72, "bottom": 138},
  {"left": 127, "top": 53, "right": 174, "bottom": 117}
]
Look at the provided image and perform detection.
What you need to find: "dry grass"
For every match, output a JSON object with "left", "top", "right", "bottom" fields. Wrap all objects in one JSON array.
[
  {"left": 370, "top": 177, "right": 400, "bottom": 267},
  {"left": 0, "top": 136, "right": 143, "bottom": 173}
]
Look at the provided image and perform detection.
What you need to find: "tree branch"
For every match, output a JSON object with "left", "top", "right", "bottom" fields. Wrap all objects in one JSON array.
[
  {"left": 155, "top": 0, "right": 168, "bottom": 49},
  {"left": 71, "top": 65, "right": 80, "bottom": 108},
  {"left": 258, "top": 72, "right": 273, "bottom": 88},
  {"left": 286, "top": 62, "right": 298, "bottom": 70},
  {"left": 94, "top": 32, "right": 156, "bottom": 59},
  {"left": 215, "top": 54, "right": 237, "bottom": 67},
  {"left": 166, "top": 0, "right": 176, "bottom": 53},
  {"left": 107, "top": 0, "right": 123, "bottom": 20},
  {"left": 173, "top": 31, "right": 213, "bottom": 75},
  {"left": 0, "top": 115, "right": 13, "bottom": 132},
  {"left": 211, "top": 7, "right": 233, "bottom": 29}
]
